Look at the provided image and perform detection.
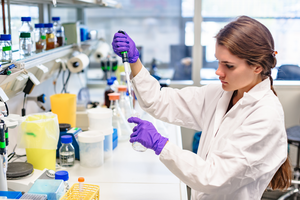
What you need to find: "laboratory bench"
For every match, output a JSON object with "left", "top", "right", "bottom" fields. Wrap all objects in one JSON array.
[{"left": 61, "top": 122, "right": 187, "bottom": 200}]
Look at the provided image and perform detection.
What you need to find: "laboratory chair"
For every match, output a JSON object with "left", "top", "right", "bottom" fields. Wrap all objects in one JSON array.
[
  {"left": 276, "top": 65, "right": 300, "bottom": 80},
  {"left": 278, "top": 125, "right": 300, "bottom": 200}
]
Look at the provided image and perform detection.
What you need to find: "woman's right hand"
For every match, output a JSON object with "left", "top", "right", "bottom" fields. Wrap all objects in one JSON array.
[{"left": 112, "top": 31, "right": 140, "bottom": 63}]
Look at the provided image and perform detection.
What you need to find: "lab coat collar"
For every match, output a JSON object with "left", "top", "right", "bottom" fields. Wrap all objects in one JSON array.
[{"left": 240, "top": 78, "right": 271, "bottom": 106}]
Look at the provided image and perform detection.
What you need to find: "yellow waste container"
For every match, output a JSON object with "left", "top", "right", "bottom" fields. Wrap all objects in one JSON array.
[
  {"left": 50, "top": 93, "right": 76, "bottom": 127},
  {"left": 19, "top": 113, "right": 59, "bottom": 170}
]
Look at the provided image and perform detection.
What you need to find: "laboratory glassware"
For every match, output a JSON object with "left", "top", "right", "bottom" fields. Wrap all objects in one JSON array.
[
  {"left": 19, "top": 33, "right": 32, "bottom": 57},
  {"left": 19, "top": 17, "right": 35, "bottom": 53},
  {"left": 55, "top": 170, "right": 70, "bottom": 193},
  {"left": 118, "top": 85, "right": 132, "bottom": 119},
  {"left": 0, "top": 34, "right": 12, "bottom": 62},
  {"left": 108, "top": 93, "right": 132, "bottom": 141},
  {"left": 34, "top": 23, "right": 46, "bottom": 53},
  {"left": 131, "top": 112, "right": 147, "bottom": 152},
  {"left": 45, "top": 23, "right": 56, "bottom": 50},
  {"left": 104, "top": 78, "right": 114, "bottom": 108},
  {"left": 52, "top": 17, "right": 65, "bottom": 47},
  {"left": 59, "top": 135, "right": 75, "bottom": 167}
]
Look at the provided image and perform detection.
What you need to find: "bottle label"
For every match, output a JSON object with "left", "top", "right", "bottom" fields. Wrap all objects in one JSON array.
[
  {"left": 2, "top": 46, "right": 11, "bottom": 51},
  {"left": 67, "top": 157, "right": 74, "bottom": 162}
]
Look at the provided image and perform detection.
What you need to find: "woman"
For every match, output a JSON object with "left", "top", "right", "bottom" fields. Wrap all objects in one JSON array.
[{"left": 112, "top": 16, "right": 292, "bottom": 199}]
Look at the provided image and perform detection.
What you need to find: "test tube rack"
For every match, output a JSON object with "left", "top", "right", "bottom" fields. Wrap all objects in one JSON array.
[{"left": 60, "top": 183, "right": 100, "bottom": 200}]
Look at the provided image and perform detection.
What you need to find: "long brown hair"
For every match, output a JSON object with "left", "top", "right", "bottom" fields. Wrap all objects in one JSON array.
[{"left": 215, "top": 16, "right": 292, "bottom": 190}]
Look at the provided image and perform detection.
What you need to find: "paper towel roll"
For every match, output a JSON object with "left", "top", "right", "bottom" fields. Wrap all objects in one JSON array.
[
  {"left": 67, "top": 53, "right": 90, "bottom": 73},
  {"left": 94, "top": 42, "right": 110, "bottom": 62}
]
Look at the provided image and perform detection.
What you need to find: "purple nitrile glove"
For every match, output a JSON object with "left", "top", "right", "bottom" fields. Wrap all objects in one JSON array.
[
  {"left": 128, "top": 117, "right": 169, "bottom": 155},
  {"left": 112, "top": 31, "right": 140, "bottom": 63}
]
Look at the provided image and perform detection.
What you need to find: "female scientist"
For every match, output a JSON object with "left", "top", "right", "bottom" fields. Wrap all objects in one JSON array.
[{"left": 112, "top": 16, "right": 292, "bottom": 199}]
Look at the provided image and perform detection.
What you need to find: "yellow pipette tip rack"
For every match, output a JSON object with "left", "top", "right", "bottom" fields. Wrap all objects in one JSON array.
[{"left": 60, "top": 183, "right": 100, "bottom": 200}]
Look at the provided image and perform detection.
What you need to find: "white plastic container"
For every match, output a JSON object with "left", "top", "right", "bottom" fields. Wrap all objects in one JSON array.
[
  {"left": 78, "top": 131, "right": 105, "bottom": 168},
  {"left": 87, "top": 108, "right": 112, "bottom": 130}
]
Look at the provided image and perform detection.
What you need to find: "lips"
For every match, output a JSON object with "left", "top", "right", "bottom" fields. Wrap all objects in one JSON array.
[{"left": 219, "top": 79, "right": 228, "bottom": 84}]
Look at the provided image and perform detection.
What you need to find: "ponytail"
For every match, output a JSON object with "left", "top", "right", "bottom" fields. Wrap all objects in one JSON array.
[{"left": 267, "top": 74, "right": 292, "bottom": 190}]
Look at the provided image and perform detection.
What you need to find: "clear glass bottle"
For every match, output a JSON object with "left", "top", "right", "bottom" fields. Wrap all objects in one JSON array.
[
  {"left": 19, "top": 32, "right": 32, "bottom": 57},
  {"left": 52, "top": 17, "right": 65, "bottom": 47},
  {"left": 19, "top": 17, "right": 35, "bottom": 53},
  {"left": 0, "top": 34, "right": 12, "bottom": 62},
  {"left": 108, "top": 93, "right": 132, "bottom": 141},
  {"left": 59, "top": 135, "right": 75, "bottom": 167},
  {"left": 34, "top": 23, "right": 46, "bottom": 53},
  {"left": 104, "top": 78, "right": 114, "bottom": 108},
  {"left": 45, "top": 23, "right": 56, "bottom": 50},
  {"left": 55, "top": 170, "right": 70, "bottom": 193},
  {"left": 118, "top": 85, "right": 132, "bottom": 119}
]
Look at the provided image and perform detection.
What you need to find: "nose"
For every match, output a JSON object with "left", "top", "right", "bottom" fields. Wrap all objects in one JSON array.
[{"left": 215, "top": 63, "right": 224, "bottom": 77}]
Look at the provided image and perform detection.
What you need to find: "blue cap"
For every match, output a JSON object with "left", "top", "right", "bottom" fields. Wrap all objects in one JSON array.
[
  {"left": 111, "top": 76, "right": 117, "bottom": 81},
  {"left": 52, "top": 17, "right": 60, "bottom": 21},
  {"left": 61, "top": 135, "right": 72, "bottom": 143},
  {"left": 21, "top": 17, "right": 31, "bottom": 21},
  {"left": 55, "top": 170, "right": 69, "bottom": 181},
  {"left": 107, "top": 78, "right": 114, "bottom": 85},
  {"left": 35, "top": 23, "right": 44, "bottom": 28},
  {"left": 0, "top": 34, "right": 11, "bottom": 40},
  {"left": 44, "top": 23, "right": 53, "bottom": 28}
]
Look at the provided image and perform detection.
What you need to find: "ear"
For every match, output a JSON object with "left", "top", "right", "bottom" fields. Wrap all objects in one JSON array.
[{"left": 253, "top": 65, "right": 263, "bottom": 74}]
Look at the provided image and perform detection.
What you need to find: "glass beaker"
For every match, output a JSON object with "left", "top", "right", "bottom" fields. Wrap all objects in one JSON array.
[{"left": 131, "top": 112, "right": 147, "bottom": 152}]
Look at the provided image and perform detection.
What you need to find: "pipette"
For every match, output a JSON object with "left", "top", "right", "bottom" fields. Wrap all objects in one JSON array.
[{"left": 118, "top": 30, "right": 134, "bottom": 114}]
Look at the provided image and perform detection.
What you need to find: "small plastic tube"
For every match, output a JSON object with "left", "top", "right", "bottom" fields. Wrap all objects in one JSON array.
[{"left": 78, "top": 177, "right": 84, "bottom": 192}]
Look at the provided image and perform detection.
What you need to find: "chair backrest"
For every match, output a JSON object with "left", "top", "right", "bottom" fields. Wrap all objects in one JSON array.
[{"left": 277, "top": 64, "right": 300, "bottom": 80}]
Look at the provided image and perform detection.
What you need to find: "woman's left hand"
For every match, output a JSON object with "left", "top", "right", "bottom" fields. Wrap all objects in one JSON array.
[{"left": 128, "top": 117, "right": 169, "bottom": 155}]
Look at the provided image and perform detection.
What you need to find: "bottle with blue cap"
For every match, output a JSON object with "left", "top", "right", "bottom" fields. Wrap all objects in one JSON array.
[
  {"left": 19, "top": 32, "right": 32, "bottom": 57},
  {"left": 34, "top": 23, "right": 46, "bottom": 53},
  {"left": 19, "top": 17, "right": 35, "bottom": 53},
  {"left": 0, "top": 34, "right": 12, "bottom": 62},
  {"left": 45, "top": 23, "right": 56, "bottom": 50},
  {"left": 55, "top": 170, "right": 70, "bottom": 193},
  {"left": 104, "top": 78, "right": 115, "bottom": 108},
  {"left": 52, "top": 17, "right": 65, "bottom": 47},
  {"left": 59, "top": 135, "right": 75, "bottom": 167}
]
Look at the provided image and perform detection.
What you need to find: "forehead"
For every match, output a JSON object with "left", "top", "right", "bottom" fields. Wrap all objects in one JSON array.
[{"left": 215, "top": 43, "right": 237, "bottom": 61}]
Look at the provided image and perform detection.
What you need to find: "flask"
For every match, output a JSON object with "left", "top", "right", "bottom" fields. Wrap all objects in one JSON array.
[
  {"left": 19, "top": 33, "right": 32, "bottom": 57},
  {"left": 45, "top": 23, "right": 56, "bottom": 50},
  {"left": 59, "top": 135, "right": 75, "bottom": 167},
  {"left": 34, "top": 23, "right": 46, "bottom": 53},
  {"left": 55, "top": 170, "right": 70, "bottom": 193},
  {"left": 108, "top": 93, "right": 132, "bottom": 141},
  {"left": 52, "top": 17, "right": 65, "bottom": 47},
  {"left": 0, "top": 34, "right": 12, "bottom": 62},
  {"left": 104, "top": 78, "right": 114, "bottom": 108},
  {"left": 19, "top": 17, "right": 35, "bottom": 53},
  {"left": 118, "top": 85, "right": 131, "bottom": 119}
]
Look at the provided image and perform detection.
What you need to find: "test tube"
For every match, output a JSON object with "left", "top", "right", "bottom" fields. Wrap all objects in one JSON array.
[{"left": 78, "top": 177, "right": 84, "bottom": 199}]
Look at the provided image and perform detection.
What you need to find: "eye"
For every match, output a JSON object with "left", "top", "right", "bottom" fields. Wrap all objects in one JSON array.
[{"left": 226, "top": 64, "right": 234, "bottom": 69}]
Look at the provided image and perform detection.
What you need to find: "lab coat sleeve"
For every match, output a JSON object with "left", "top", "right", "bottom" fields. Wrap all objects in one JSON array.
[
  {"left": 131, "top": 66, "right": 222, "bottom": 131},
  {"left": 159, "top": 105, "right": 287, "bottom": 195}
]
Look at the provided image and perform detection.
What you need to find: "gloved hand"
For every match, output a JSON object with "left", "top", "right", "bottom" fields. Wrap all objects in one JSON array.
[
  {"left": 112, "top": 31, "right": 140, "bottom": 63},
  {"left": 128, "top": 117, "right": 169, "bottom": 155}
]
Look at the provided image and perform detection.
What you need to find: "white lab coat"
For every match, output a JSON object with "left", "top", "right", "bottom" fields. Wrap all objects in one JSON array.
[{"left": 131, "top": 67, "right": 287, "bottom": 200}]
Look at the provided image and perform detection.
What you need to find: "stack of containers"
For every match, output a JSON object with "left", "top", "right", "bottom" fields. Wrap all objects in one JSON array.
[{"left": 86, "top": 108, "right": 113, "bottom": 161}]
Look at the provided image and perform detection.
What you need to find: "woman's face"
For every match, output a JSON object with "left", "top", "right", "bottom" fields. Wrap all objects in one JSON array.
[{"left": 215, "top": 43, "right": 262, "bottom": 93}]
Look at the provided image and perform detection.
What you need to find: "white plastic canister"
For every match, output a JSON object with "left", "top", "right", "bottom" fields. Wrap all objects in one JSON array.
[
  {"left": 102, "top": 127, "right": 114, "bottom": 160},
  {"left": 87, "top": 108, "right": 112, "bottom": 130},
  {"left": 78, "top": 131, "right": 105, "bottom": 168}
]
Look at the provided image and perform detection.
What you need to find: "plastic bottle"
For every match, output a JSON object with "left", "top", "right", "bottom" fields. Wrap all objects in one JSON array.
[
  {"left": 59, "top": 135, "right": 75, "bottom": 167},
  {"left": 55, "top": 170, "right": 69, "bottom": 193},
  {"left": 104, "top": 78, "right": 114, "bottom": 108},
  {"left": 34, "top": 23, "right": 46, "bottom": 53},
  {"left": 19, "top": 32, "right": 32, "bottom": 57},
  {"left": 19, "top": 17, "right": 35, "bottom": 53},
  {"left": 52, "top": 17, "right": 65, "bottom": 47},
  {"left": 0, "top": 34, "right": 12, "bottom": 62},
  {"left": 108, "top": 93, "right": 132, "bottom": 141},
  {"left": 118, "top": 85, "right": 131, "bottom": 119},
  {"left": 45, "top": 23, "right": 56, "bottom": 50}
]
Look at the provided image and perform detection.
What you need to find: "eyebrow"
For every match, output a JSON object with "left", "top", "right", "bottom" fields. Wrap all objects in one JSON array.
[{"left": 214, "top": 55, "right": 235, "bottom": 64}]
